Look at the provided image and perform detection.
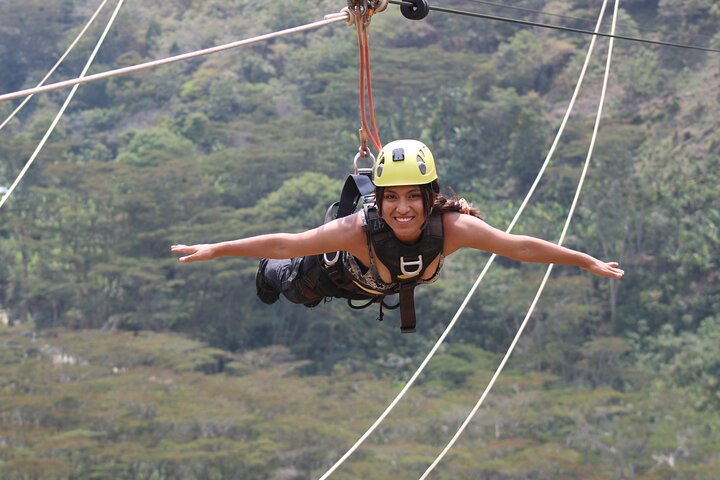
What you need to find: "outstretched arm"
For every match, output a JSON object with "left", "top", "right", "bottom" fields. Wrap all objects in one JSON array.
[
  {"left": 443, "top": 213, "right": 624, "bottom": 279},
  {"left": 171, "top": 213, "right": 365, "bottom": 263}
]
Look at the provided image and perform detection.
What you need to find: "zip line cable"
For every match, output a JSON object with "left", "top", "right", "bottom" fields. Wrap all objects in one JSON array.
[
  {"left": 0, "top": 0, "right": 111, "bottom": 131},
  {"left": 458, "top": 0, "right": 611, "bottom": 25},
  {"left": 420, "top": 0, "right": 620, "bottom": 476},
  {"left": 388, "top": 0, "right": 720, "bottom": 53},
  {"left": 455, "top": 0, "right": 717, "bottom": 44},
  {"left": 318, "top": 1, "right": 609, "bottom": 476},
  {"left": 0, "top": 0, "right": 125, "bottom": 210},
  {"left": 0, "top": 0, "right": 621, "bottom": 475},
  {"left": 0, "top": 12, "right": 350, "bottom": 103}
]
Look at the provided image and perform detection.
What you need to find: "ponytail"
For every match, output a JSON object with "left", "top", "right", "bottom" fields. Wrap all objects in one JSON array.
[{"left": 424, "top": 181, "right": 483, "bottom": 219}]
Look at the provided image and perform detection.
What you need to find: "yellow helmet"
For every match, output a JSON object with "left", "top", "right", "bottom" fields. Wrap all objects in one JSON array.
[{"left": 373, "top": 139, "right": 438, "bottom": 187}]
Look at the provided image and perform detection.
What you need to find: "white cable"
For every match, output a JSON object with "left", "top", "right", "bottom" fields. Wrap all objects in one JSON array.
[
  {"left": 419, "top": 1, "right": 620, "bottom": 477},
  {"left": 0, "top": 13, "right": 350, "bottom": 103},
  {"left": 0, "top": 0, "right": 111, "bottom": 131},
  {"left": 317, "top": 1, "right": 610, "bottom": 478},
  {"left": 0, "top": 0, "right": 125, "bottom": 210}
]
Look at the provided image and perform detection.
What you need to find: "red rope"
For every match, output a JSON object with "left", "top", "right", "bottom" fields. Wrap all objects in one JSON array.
[
  {"left": 355, "top": 8, "right": 382, "bottom": 154},
  {"left": 363, "top": 25, "right": 382, "bottom": 151}
]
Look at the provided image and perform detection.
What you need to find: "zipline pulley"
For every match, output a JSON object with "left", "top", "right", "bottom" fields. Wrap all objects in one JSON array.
[
  {"left": 400, "top": 0, "right": 430, "bottom": 20},
  {"left": 347, "top": 0, "right": 388, "bottom": 20}
]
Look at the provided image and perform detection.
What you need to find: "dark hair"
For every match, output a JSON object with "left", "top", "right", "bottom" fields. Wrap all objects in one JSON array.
[{"left": 375, "top": 180, "right": 483, "bottom": 220}]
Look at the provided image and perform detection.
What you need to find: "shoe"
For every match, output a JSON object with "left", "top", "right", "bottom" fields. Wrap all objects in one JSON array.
[
  {"left": 256, "top": 259, "right": 280, "bottom": 304},
  {"left": 303, "top": 298, "right": 323, "bottom": 308}
]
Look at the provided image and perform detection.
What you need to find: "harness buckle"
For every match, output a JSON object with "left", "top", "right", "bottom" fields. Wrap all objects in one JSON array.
[
  {"left": 399, "top": 255, "right": 423, "bottom": 278},
  {"left": 323, "top": 252, "right": 340, "bottom": 266}
]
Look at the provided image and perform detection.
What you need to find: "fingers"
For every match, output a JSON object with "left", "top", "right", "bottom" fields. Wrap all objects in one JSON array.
[
  {"left": 590, "top": 261, "right": 624, "bottom": 279},
  {"left": 177, "top": 252, "right": 203, "bottom": 263},
  {"left": 171, "top": 244, "right": 199, "bottom": 263},
  {"left": 171, "top": 245, "right": 201, "bottom": 259},
  {"left": 608, "top": 263, "right": 624, "bottom": 279}
]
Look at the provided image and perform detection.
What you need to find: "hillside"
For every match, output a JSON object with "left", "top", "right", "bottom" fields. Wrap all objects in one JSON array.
[
  {"left": 0, "top": 0, "right": 719, "bottom": 478},
  {"left": 1, "top": 322, "right": 719, "bottom": 479}
]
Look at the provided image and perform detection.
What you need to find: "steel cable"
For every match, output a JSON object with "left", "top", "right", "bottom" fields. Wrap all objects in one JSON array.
[
  {"left": 0, "top": 0, "right": 111, "bottom": 131},
  {"left": 0, "top": 12, "right": 351, "bottom": 103},
  {"left": 317, "top": 0, "right": 610, "bottom": 476},
  {"left": 0, "top": 0, "right": 126, "bottom": 210},
  {"left": 388, "top": 0, "right": 720, "bottom": 53},
  {"left": 419, "top": 0, "right": 620, "bottom": 475}
]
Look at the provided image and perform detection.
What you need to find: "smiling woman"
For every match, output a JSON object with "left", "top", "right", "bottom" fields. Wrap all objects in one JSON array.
[{"left": 171, "top": 139, "right": 624, "bottom": 332}]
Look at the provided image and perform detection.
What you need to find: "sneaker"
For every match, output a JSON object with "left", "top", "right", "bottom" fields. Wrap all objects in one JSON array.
[{"left": 256, "top": 258, "right": 280, "bottom": 304}]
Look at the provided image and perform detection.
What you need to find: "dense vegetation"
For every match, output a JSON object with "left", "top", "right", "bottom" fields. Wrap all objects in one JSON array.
[{"left": 0, "top": 0, "right": 718, "bottom": 478}]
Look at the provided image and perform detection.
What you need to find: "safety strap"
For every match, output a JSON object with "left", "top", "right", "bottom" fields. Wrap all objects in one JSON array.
[
  {"left": 336, "top": 173, "right": 375, "bottom": 218},
  {"left": 321, "top": 171, "right": 381, "bottom": 300},
  {"left": 398, "top": 281, "right": 417, "bottom": 333},
  {"left": 324, "top": 172, "right": 437, "bottom": 333}
]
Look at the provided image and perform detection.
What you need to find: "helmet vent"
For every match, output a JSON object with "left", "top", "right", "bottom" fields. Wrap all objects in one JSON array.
[
  {"left": 417, "top": 155, "right": 427, "bottom": 174},
  {"left": 392, "top": 148, "right": 405, "bottom": 161}
]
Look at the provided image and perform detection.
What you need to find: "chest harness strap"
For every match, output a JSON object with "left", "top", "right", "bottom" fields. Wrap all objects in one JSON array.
[
  {"left": 322, "top": 172, "right": 444, "bottom": 333},
  {"left": 364, "top": 202, "right": 443, "bottom": 333}
]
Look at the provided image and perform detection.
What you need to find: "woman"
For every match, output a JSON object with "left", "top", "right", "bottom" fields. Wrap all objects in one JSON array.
[{"left": 171, "top": 140, "right": 624, "bottom": 331}]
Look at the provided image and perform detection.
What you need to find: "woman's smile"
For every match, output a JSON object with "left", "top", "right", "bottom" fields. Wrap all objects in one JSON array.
[{"left": 382, "top": 186, "right": 425, "bottom": 239}]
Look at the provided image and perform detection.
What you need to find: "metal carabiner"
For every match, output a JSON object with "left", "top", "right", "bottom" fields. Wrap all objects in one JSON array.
[{"left": 353, "top": 150, "right": 375, "bottom": 174}]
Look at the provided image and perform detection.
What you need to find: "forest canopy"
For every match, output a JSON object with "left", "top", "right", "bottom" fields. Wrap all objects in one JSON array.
[{"left": 0, "top": 0, "right": 719, "bottom": 478}]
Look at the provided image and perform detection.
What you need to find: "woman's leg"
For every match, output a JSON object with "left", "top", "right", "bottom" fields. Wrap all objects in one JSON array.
[
  {"left": 255, "top": 258, "right": 283, "bottom": 304},
  {"left": 256, "top": 257, "right": 324, "bottom": 306}
]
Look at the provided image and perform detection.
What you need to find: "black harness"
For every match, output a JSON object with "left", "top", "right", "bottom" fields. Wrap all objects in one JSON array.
[{"left": 320, "top": 172, "right": 444, "bottom": 333}]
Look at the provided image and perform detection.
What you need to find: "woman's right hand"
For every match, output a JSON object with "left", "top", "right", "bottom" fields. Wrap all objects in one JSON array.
[{"left": 171, "top": 244, "right": 217, "bottom": 263}]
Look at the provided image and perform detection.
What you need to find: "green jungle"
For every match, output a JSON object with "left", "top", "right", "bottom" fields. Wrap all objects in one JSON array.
[{"left": 0, "top": 0, "right": 719, "bottom": 478}]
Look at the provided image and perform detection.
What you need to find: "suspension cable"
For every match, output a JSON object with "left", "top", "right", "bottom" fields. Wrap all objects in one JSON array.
[
  {"left": 0, "top": 0, "right": 111, "bottom": 131},
  {"left": 0, "top": 12, "right": 351, "bottom": 103},
  {"left": 459, "top": 0, "right": 609, "bottom": 25},
  {"left": 456, "top": 0, "right": 717, "bottom": 43},
  {"left": 420, "top": 0, "right": 620, "bottom": 476},
  {"left": 0, "top": 0, "right": 126, "bottom": 210},
  {"left": 388, "top": 0, "right": 720, "bottom": 54},
  {"left": 317, "top": 0, "right": 609, "bottom": 476}
]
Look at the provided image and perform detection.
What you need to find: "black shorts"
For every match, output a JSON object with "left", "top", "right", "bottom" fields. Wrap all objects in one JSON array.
[
  {"left": 259, "top": 255, "right": 379, "bottom": 307},
  {"left": 260, "top": 256, "right": 333, "bottom": 306}
]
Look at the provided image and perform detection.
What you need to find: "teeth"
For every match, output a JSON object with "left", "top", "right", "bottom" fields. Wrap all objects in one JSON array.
[{"left": 395, "top": 217, "right": 413, "bottom": 223}]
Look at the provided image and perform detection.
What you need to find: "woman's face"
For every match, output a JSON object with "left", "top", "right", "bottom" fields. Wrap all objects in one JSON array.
[{"left": 381, "top": 185, "right": 425, "bottom": 237}]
